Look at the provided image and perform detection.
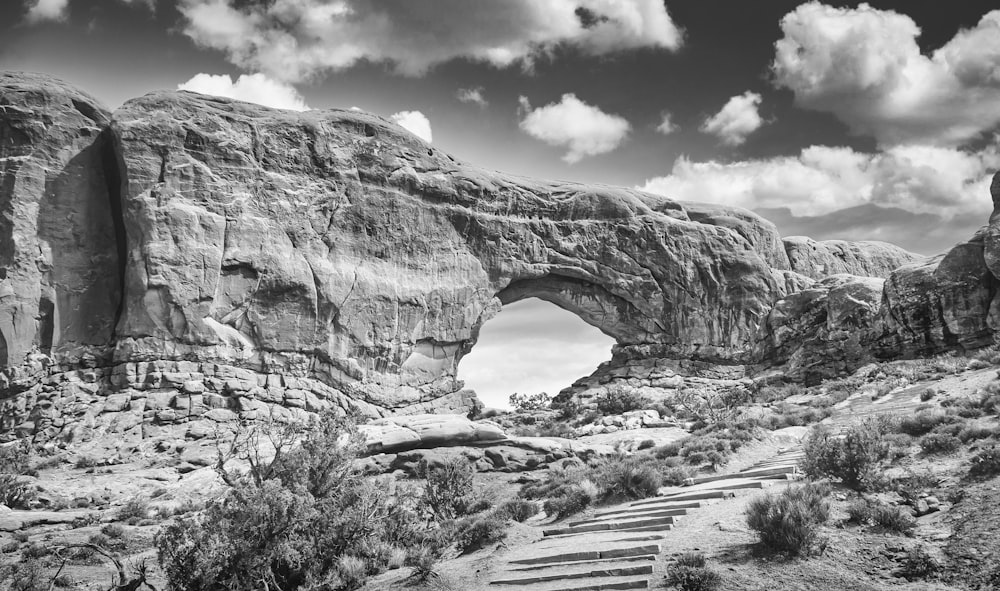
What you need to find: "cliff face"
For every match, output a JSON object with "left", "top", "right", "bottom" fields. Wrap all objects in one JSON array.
[
  {"left": 0, "top": 71, "right": 997, "bottom": 441},
  {"left": 0, "top": 73, "right": 799, "bottom": 439}
]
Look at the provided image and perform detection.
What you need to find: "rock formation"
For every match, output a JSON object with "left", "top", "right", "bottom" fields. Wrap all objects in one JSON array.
[
  {"left": 0, "top": 72, "right": 799, "bottom": 440},
  {"left": 783, "top": 236, "right": 922, "bottom": 280},
  {"left": 0, "top": 71, "right": 997, "bottom": 441}
]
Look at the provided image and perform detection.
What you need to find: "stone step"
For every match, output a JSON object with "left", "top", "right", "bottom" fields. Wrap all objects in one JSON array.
[
  {"left": 543, "top": 516, "right": 677, "bottom": 537},
  {"left": 490, "top": 564, "right": 654, "bottom": 586},
  {"left": 532, "top": 535, "right": 665, "bottom": 553},
  {"left": 492, "top": 577, "right": 650, "bottom": 591},
  {"left": 593, "top": 501, "right": 701, "bottom": 518},
  {"left": 639, "top": 490, "right": 735, "bottom": 504},
  {"left": 570, "top": 508, "right": 687, "bottom": 527},
  {"left": 543, "top": 523, "right": 673, "bottom": 539},
  {"left": 509, "top": 544, "right": 661, "bottom": 566},
  {"left": 658, "top": 478, "right": 773, "bottom": 497},
  {"left": 694, "top": 465, "right": 796, "bottom": 484},
  {"left": 509, "top": 555, "right": 656, "bottom": 573}
]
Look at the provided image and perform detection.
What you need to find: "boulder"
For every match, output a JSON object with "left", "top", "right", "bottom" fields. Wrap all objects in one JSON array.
[{"left": 361, "top": 414, "right": 506, "bottom": 454}]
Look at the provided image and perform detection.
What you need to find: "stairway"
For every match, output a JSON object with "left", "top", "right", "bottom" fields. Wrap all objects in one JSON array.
[{"left": 486, "top": 447, "right": 803, "bottom": 590}]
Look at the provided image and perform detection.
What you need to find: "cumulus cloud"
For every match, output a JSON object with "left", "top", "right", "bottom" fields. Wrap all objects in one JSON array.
[
  {"left": 772, "top": 3, "right": 1000, "bottom": 146},
  {"left": 178, "top": 73, "right": 309, "bottom": 111},
  {"left": 456, "top": 87, "right": 488, "bottom": 108},
  {"left": 656, "top": 112, "right": 678, "bottom": 135},
  {"left": 518, "top": 93, "right": 630, "bottom": 163},
  {"left": 25, "top": 0, "right": 69, "bottom": 23},
  {"left": 177, "top": 0, "right": 683, "bottom": 81},
  {"left": 700, "top": 91, "right": 765, "bottom": 146},
  {"left": 390, "top": 110, "right": 433, "bottom": 143},
  {"left": 639, "top": 143, "right": 1000, "bottom": 219}
]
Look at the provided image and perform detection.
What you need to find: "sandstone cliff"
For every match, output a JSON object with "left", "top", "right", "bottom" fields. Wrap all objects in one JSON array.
[{"left": 0, "top": 72, "right": 804, "bottom": 440}]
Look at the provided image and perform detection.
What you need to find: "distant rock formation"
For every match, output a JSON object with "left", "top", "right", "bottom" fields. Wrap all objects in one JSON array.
[
  {"left": 0, "top": 71, "right": 995, "bottom": 441},
  {"left": 783, "top": 236, "right": 922, "bottom": 280}
]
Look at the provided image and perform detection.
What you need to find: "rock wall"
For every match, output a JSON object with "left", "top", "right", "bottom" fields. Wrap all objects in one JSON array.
[
  {"left": 0, "top": 72, "right": 800, "bottom": 439},
  {"left": 1, "top": 71, "right": 997, "bottom": 441}
]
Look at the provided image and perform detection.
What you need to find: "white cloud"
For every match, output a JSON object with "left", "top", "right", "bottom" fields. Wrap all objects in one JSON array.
[
  {"left": 518, "top": 93, "right": 630, "bottom": 163},
  {"left": 177, "top": 73, "right": 309, "bottom": 111},
  {"left": 772, "top": 3, "right": 1000, "bottom": 146},
  {"left": 656, "top": 112, "right": 678, "bottom": 135},
  {"left": 639, "top": 143, "right": 1000, "bottom": 219},
  {"left": 700, "top": 91, "right": 764, "bottom": 146},
  {"left": 177, "top": 0, "right": 683, "bottom": 81},
  {"left": 25, "top": 0, "right": 69, "bottom": 23},
  {"left": 390, "top": 110, "right": 433, "bottom": 143},
  {"left": 457, "top": 87, "right": 488, "bottom": 108}
]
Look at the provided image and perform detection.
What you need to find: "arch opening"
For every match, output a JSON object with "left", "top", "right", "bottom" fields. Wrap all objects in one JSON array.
[{"left": 457, "top": 297, "right": 616, "bottom": 409}]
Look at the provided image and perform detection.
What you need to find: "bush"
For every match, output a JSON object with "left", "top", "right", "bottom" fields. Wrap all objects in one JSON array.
[
  {"left": 494, "top": 499, "right": 539, "bottom": 523},
  {"left": 593, "top": 457, "right": 662, "bottom": 501},
  {"left": 745, "top": 483, "right": 830, "bottom": 556},
  {"left": 452, "top": 513, "right": 508, "bottom": 554},
  {"left": 846, "top": 498, "right": 872, "bottom": 524},
  {"left": 870, "top": 503, "right": 916, "bottom": 534},
  {"left": 596, "top": 385, "right": 650, "bottom": 415},
  {"left": 969, "top": 446, "right": 1000, "bottom": 479},
  {"left": 899, "top": 546, "right": 938, "bottom": 580},
  {"left": 802, "top": 418, "right": 892, "bottom": 491},
  {"left": 417, "top": 458, "right": 479, "bottom": 521},
  {"left": 508, "top": 392, "right": 552, "bottom": 412},
  {"left": 664, "top": 552, "right": 721, "bottom": 591},
  {"left": 898, "top": 411, "right": 954, "bottom": 436},
  {"left": 920, "top": 388, "right": 936, "bottom": 402},
  {"left": 155, "top": 413, "right": 440, "bottom": 591},
  {"left": 117, "top": 497, "right": 149, "bottom": 524},
  {"left": 542, "top": 488, "right": 594, "bottom": 520},
  {"left": 920, "top": 433, "right": 961, "bottom": 455},
  {"left": 0, "top": 441, "right": 36, "bottom": 509}
]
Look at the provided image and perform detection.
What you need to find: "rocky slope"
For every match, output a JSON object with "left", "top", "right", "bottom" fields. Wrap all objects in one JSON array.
[{"left": 0, "top": 71, "right": 997, "bottom": 441}]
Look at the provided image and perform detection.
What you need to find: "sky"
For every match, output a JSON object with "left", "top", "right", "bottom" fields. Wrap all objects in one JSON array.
[{"left": 3, "top": 0, "right": 1000, "bottom": 407}]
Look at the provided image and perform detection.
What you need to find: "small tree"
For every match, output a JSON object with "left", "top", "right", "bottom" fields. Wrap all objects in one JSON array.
[
  {"left": 156, "top": 413, "right": 433, "bottom": 591},
  {"left": 508, "top": 392, "right": 552, "bottom": 412},
  {"left": 802, "top": 417, "right": 893, "bottom": 491}
]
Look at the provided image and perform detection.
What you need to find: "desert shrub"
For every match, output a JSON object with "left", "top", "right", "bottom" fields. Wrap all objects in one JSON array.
[
  {"left": 452, "top": 513, "right": 508, "bottom": 554},
  {"left": 753, "top": 382, "right": 804, "bottom": 403},
  {"left": 75, "top": 456, "right": 100, "bottom": 469},
  {"left": 494, "top": 499, "right": 539, "bottom": 523},
  {"left": 2, "top": 557, "right": 47, "bottom": 591},
  {"left": 508, "top": 392, "right": 551, "bottom": 412},
  {"left": 846, "top": 498, "right": 873, "bottom": 524},
  {"left": 21, "top": 543, "right": 51, "bottom": 559},
  {"left": 664, "top": 552, "right": 721, "bottom": 591},
  {"left": 52, "top": 574, "right": 73, "bottom": 588},
  {"left": 764, "top": 405, "right": 832, "bottom": 430},
  {"left": 417, "top": 458, "right": 479, "bottom": 521},
  {"left": 101, "top": 523, "right": 126, "bottom": 538},
  {"left": 596, "top": 385, "right": 650, "bottom": 415},
  {"left": 593, "top": 456, "right": 662, "bottom": 501},
  {"left": 802, "top": 418, "right": 893, "bottom": 491},
  {"left": 871, "top": 503, "right": 916, "bottom": 534},
  {"left": 898, "top": 411, "right": 955, "bottom": 436},
  {"left": 920, "top": 433, "right": 962, "bottom": 455},
  {"left": 117, "top": 497, "right": 149, "bottom": 524},
  {"left": 405, "top": 545, "right": 438, "bottom": 583},
  {"left": 155, "top": 413, "right": 440, "bottom": 591},
  {"left": 969, "top": 446, "right": 1000, "bottom": 479},
  {"left": 745, "top": 482, "right": 830, "bottom": 556},
  {"left": 542, "top": 488, "right": 595, "bottom": 520},
  {"left": 661, "top": 465, "right": 694, "bottom": 486},
  {"left": 957, "top": 424, "right": 1000, "bottom": 442},
  {"left": 899, "top": 546, "right": 938, "bottom": 580},
  {"left": 0, "top": 441, "right": 36, "bottom": 509},
  {"left": 920, "top": 388, "right": 936, "bottom": 402},
  {"left": 654, "top": 441, "right": 683, "bottom": 459}
]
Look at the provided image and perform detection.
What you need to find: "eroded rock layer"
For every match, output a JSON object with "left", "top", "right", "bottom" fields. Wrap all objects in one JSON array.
[
  {"left": 1, "top": 71, "right": 998, "bottom": 442},
  {"left": 0, "top": 73, "right": 802, "bottom": 439}
]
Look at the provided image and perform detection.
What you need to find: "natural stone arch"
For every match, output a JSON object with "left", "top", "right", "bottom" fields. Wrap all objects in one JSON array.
[{"left": 495, "top": 273, "right": 656, "bottom": 344}]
